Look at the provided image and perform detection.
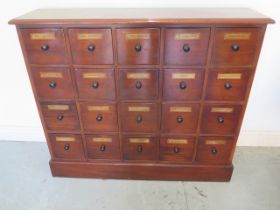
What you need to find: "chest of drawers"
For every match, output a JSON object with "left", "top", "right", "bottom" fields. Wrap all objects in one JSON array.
[{"left": 9, "top": 8, "right": 274, "bottom": 181}]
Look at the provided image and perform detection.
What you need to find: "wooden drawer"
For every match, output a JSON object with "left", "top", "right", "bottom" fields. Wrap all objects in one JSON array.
[
  {"left": 163, "top": 69, "right": 204, "bottom": 101},
  {"left": 205, "top": 69, "right": 251, "bottom": 101},
  {"left": 164, "top": 28, "right": 210, "bottom": 65},
  {"left": 120, "top": 102, "right": 159, "bottom": 133},
  {"left": 68, "top": 28, "right": 113, "bottom": 64},
  {"left": 49, "top": 134, "right": 85, "bottom": 161},
  {"left": 41, "top": 101, "right": 80, "bottom": 131},
  {"left": 116, "top": 28, "right": 160, "bottom": 64},
  {"left": 119, "top": 69, "right": 159, "bottom": 100},
  {"left": 31, "top": 67, "right": 75, "bottom": 99},
  {"left": 79, "top": 102, "right": 118, "bottom": 132},
  {"left": 212, "top": 28, "right": 260, "bottom": 66},
  {"left": 74, "top": 68, "right": 116, "bottom": 100},
  {"left": 122, "top": 135, "right": 157, "bottom": 161},
  {"left": 159, "top": 136, "right": 195, "bottom": 162},
  {"left": 85, "top": 134, "right": 120, "bottom": 160},
  {"left": 200, "top": 104, "right": 242, "bottom": 135},
  {"left": 161, "top": 103, "right": 200, "bottom": 134},
  {"left": 196, "top": 136, "right": 234, "bottom": 164},
  {"left": 20, "top": 28, "right": 67, "bottom": 64}
]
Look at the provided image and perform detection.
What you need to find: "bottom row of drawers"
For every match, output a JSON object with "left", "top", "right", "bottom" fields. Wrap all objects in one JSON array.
[{"left": 49, "top": 134, "right": 235, "bottom": 165}]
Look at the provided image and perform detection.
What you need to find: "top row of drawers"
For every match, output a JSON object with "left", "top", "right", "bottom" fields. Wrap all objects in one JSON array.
[{"left": 20, "top": 27, "right": 260, "bottom": 66}]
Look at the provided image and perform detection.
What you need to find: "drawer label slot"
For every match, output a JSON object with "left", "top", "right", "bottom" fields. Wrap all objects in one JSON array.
[
  {"left": 47, "top": 105, "right": 69, "bottom": 110},
  {"left": 40, "top": 72, "right": 63, "bottom": 78},
  {"left": 127, "top": 73, "right": 150, "bottom": 79},
  {"left": 88, "top": 106, "right": 110, "bottom": 111},
  {"left": 205, "top": 140, "right": 227, "bottom": 145},
  {"left": 172, "top": 73, "right": 196, "bottom": 79},
  {"left": 175, "top": 33, "right": 200, "bottom": 40},
  {"left": 92, "top": 137, "right": 112, "bottom": 142},
  {"left": 129, "top": 138, "right": 150, "bottom": 143},
  {"left": 217, "top": 73, "right": 242, "bottom": 80},
  {"left": 83, "top": 73, "right": 107, "bottom": 79},
  {"left": 167, "top": 139, "right": 188, "bottom": 144},
  {"left": 30, "top": 33, "right": 55, "bottom": 40},
  {"left": 126, "top": 33, "right": 150, "bottom": 40},
  {"left": 77, "top": 33, "right": 103, "bottom": 40},
  {"left": 128, "top": 106, "right": 150, "bottom": 112},
  {"left": 224, "top": 32, "right": 251, "bottom": 40},
  {"left": 170, "top": 107, "right": 192, "bottom": 112},
  {"left": 211, "top": 107, "right": 234, "bottom": 113},
  {"left": 55, "top": 136, "right": 75, "bottom": 142}
]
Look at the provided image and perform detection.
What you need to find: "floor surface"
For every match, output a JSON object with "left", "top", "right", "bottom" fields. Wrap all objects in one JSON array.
[{"left": 0, "top": 141, "right": 279, "bottom": 210}]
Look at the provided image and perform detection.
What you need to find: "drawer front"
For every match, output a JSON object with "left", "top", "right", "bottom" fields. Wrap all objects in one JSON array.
[
  {"left": 119, "top": 69, "right": 159, "bottom": 100},
  {"left": 41, "top": 102, "right": 80, "bottom": 131},
  {"left": 49, "top": 134, "right": 85, "bottom": 160},
  {"left": 200, "top": 104, "right": 242, "bottom": 135},
  {"left": 68, "top": 29, "right": 113, "bottom": 64},
  {"left": 212, "top": 28, "right": 260, "bottom": 66},
  {"left": 31, "top": 67, "right": 75, "bottom": 99},
  {"left": 20, "top": 28, "right": 67, "bottom": 64},
  {"left": 163, "top": 69, "right": 204, "bottom": 100},
  {"left": 122, "top": 135, "right": 157, "bottom": 160},
  {"left": 79, "top": 102, "right": 118, "bottom": 132},
  {"left": 116, "top": 28, "right": 160, "bottom": 64},
  {"left": 159, "top": 136, "right": 195, "bottom": 162},
  {"left": 75, "top": 68, "right": 116, "bottom": 100},
  {"left": 206, "top": 69, "right": 251, "bottom": 101},
  {"left": 161, "top": 103, "right": 200, "bottom": 133},
  {"left": 196, "top": 136, "right": 234, "bottom": 164},
  {"left": 120, "top": 103, "right": 159, "bottom": 133},
  {"left": 85, "top": 134, "right": 120, "bottom": 160},
  {"left": 164, "top": 28, "right": 210, "bottom": 65}
]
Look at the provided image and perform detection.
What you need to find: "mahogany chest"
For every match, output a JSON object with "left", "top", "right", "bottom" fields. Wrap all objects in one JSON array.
[{"left": 9, "top": 8, "right": 274, "bottom": 181}]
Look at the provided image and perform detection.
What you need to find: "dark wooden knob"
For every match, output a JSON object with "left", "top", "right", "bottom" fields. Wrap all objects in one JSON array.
[
  {"left": 136, "top": 115, "right": 142, "bottom": 124},
  {"left": 135, "top": 43, "right": 142, "bottom": 52},
  {"left": 217, "top": 116, "right": 225, "bottom": 124},
  {"left": 211, "top": 147, "right": 218, "bottom": 155},
  {"left": 183, "top": 44, "right": 191, "bottom": 53},
  {"left": 91, "top": 81, "right": 99, "bottom": 89},
  {"left": 56, "top": 115, "right": 64, "bottom": 121},
  {"left": 100, "top": 145, "right": 106, "bottom": 152},
  {"left": 231, "top": 44, "right": 240, "bottom": 52},
  {"left": 41, "top": 44, "right": 49, "bottom": 51},
  {"left": 64, "top": 144, "right": 70, "bottom": 151},
  {"left": 135, "top": 81, "right": 142, "bottom": 89},
  {"left": 49, "top": 82, "right": 56, "bottom": 88},
  {"left": 179, "top": 81, "right": 187, "bottom": 90},
  {"left": 177, "top": 116, "right": 184, "bottom": 123},
  {"left": 137, "top": 145, "right": 143, "bottom": 153},
  {"left": 174, "top": 147, "right": 180, "bottom": 153},
  {"left": 224, "top": 82, "right": 232, "bottom": 90},
  {"left": 96, "top": 114, "right": 103, "bottom": 122},
  {"left": 88, "top": 44, "right": 95, "bottom": 52}
]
